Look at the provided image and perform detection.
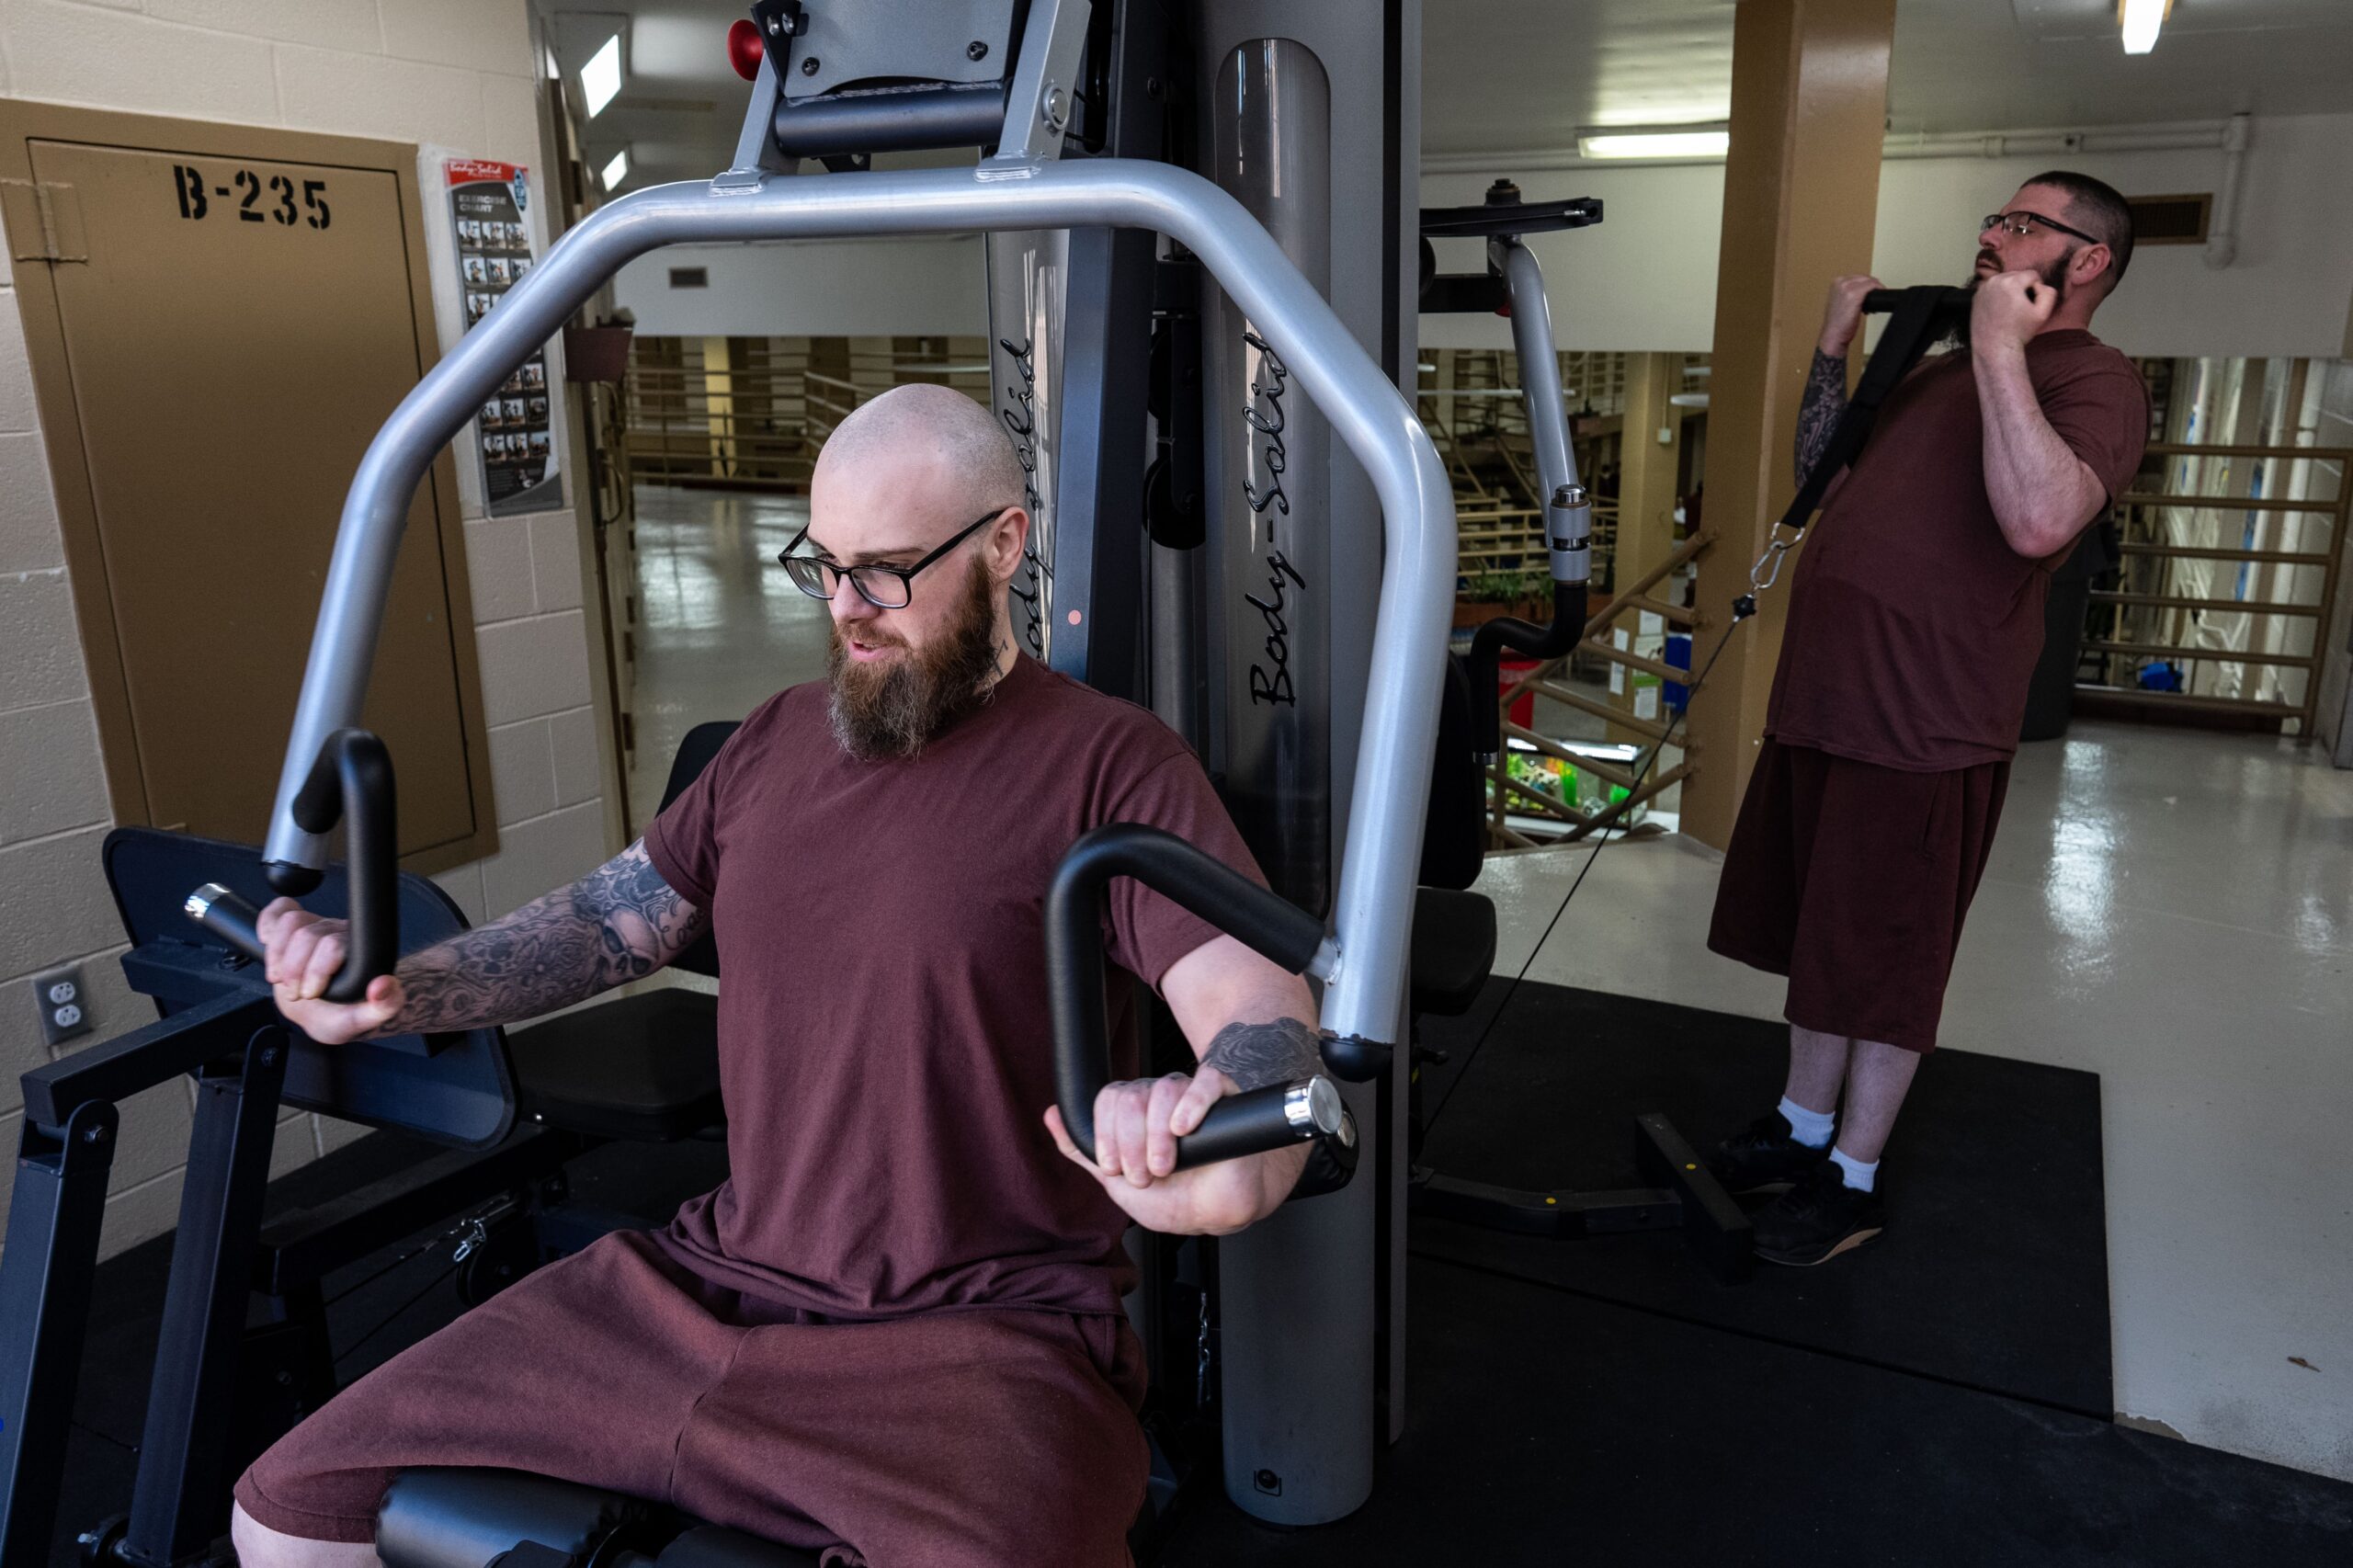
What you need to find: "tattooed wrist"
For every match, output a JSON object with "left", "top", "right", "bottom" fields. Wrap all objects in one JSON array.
[
  {"left": 1793, "top": 348, "right": 1850, "bottom": 488},
  {"left": 1200, "top": 1016, "right": 1325, "bottom": 1091}
]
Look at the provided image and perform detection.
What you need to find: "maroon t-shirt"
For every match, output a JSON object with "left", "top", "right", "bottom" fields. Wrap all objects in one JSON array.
[
  {"left": 642, "top": 653, "right": 1262, "bottom": 1323},
  {"left": 1767, "top": 328, "right": 2149, "bottom": 770}
]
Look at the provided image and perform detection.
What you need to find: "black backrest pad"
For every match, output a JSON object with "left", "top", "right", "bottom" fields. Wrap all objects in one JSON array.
[
  {"left": 1421, "top": 653, "right": 1486, "bottom": 892},
  {"left": 655, "top": 720, "right": 740, "bottom": 979}
]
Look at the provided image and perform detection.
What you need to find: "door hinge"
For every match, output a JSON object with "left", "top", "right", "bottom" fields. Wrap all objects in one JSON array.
[{"left": 0, "top": 180, "right": 88, "bottom": 263}]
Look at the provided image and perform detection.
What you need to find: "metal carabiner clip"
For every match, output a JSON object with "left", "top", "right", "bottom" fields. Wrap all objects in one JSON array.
[{"left": 1748, "top": 523, "right": 1805, "bottom": 595}]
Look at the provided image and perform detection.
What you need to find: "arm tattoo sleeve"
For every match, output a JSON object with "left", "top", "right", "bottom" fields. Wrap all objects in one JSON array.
[
  {"left": 380, "top": 840, "right": 709, "bottom": 1037},
  {"left": 1793, "top": 348, "right": 1851, "bottom": 489},
  {"left": 1200, "top": 1016, "right": 1325, "bottom": 1091}
]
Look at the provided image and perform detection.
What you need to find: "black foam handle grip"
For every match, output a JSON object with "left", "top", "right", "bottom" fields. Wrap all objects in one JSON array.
[
  {"left": 1465, "top": 579, "right": 1589, "bottom": 759},
  {"left": 1045, "top": 824, "right": 1329, "bottom": 1165},
  {"left": 1170, "top": 1079, "right": 1339, "bottom": 1171},
  {"left": 183, "top": 884, "right": 266, "bottom": 961},
  {"left": 287, "top": 728, "right": 397, "bottom": 1004}
]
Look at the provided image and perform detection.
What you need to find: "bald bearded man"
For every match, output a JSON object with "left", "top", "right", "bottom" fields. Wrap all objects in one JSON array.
[{"left": 230, "top": 386, "right": 1320, "bottom": 1568}]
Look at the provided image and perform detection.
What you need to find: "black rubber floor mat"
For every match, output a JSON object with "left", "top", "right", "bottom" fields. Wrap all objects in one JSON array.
[
  {"left": 1412, "top": 979, "right": 2112, "bottom": 1417},
  {"left": 1163, "top": 1256, "right": 2353, "bottom": 1567}
]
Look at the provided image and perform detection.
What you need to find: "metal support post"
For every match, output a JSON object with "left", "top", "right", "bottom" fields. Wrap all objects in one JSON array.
[
  {"left": 122, "top": 1023, "right": 293, "bottom": 1567},
  {"left": 0, "top": 1102, "right": 121, "bottom": 1568}
]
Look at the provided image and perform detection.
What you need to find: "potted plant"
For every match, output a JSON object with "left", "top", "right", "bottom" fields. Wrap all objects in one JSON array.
[{"left": 1453, "top": 567, "right": 1551, "bottom": 630}]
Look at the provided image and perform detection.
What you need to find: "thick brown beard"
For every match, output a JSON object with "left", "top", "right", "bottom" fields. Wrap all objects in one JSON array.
[{"left": 824, "top": 551, "right": 1004, "bottom": 761}]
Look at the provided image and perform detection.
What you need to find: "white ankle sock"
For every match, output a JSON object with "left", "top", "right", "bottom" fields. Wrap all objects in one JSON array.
[
  {"left": 1777, "top": 1096, "right": 1835, "bottom": 1149},
  {"left": 1829, "top": 1146, "right": 1878, "bottom": 1191}
]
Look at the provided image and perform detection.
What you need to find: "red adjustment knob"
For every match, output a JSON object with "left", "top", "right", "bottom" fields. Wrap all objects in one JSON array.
[{"left": 727, "top": 17, "right": 765, "bottom": 81}]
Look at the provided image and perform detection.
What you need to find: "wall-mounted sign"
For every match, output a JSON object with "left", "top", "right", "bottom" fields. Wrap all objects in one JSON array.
[{"left": 447, "top": 158, "right": 562, "bottom": 517}]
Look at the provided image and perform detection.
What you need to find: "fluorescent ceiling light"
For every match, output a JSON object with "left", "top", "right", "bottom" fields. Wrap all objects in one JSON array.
[
  {"left": 601, "top": 148, "right": 630, "bottom": 189},
  {"left": 582, "top": 32, "right": 624, "bottom": 118},
  {"left": 2120, "top": 0, "right": 2166, "bottom": 55},
  {"left": 1577, "top": 130, "right": 1729, "bottom": 160}
]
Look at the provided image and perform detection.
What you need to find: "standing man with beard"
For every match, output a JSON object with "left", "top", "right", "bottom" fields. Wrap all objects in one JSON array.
[
  {"left": 1704, "top": 173, "right": 2151, "bottom": 1266},
  {"left": 230, "top": 384, "right": 1324, "bottom": 1567}
]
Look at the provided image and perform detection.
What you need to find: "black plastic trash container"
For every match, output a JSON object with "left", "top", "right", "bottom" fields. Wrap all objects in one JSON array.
[{"left": 2019, "top": 521, "right": 2116, "bottom": 743}]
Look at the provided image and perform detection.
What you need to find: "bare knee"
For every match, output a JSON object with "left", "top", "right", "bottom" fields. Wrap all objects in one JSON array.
[{"left": 230, "top": 1502, "right": 381, "bottom": 1568}]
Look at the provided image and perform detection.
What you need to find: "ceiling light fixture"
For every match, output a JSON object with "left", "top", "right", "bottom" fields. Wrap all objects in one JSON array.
[
  {"left": 602, "top": 148, "right": 631, "bottom": 190},
  {"left": 2120, "top": 0, "right": 2170, "bottom": 55},
  {"left": 582, "top": 32, "right": 625, "bottom": 118},
  {"left": 1577, "top": 129, "right": 1730, "bottom": 161}
]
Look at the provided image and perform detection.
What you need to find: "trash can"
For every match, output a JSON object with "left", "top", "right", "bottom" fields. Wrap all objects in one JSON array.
[{"left": 2019, "top": 521, "right": 2116, "bottom": 743}]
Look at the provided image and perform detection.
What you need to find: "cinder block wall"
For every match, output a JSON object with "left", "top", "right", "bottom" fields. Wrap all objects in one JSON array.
[{"left": 0, "top": 0, "right": 617, "bottom": 1261}]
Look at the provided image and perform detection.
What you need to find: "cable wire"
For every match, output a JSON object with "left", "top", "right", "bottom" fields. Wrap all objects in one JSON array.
[{"left": 1427, "top": 616, "right": 1745, "bottom": 1130}]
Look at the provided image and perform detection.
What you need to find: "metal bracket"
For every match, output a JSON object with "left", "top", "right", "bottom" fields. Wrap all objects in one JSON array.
[
  {"left": 989, "top": 0, "right": 1094, "bottom": 164},
  {"left": 714, "top": 50, "right": 794, "bottom": 192}
]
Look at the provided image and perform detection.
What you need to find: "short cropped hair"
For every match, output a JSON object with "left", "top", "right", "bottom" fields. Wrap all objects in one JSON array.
[{"left": 2025, "top": 170, "right": 2135, "bottom": 290}]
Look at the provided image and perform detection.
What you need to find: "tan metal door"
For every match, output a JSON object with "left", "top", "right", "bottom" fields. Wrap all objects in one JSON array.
[{"left": 19, "top": 131, "right": 491, "bottom": 864}]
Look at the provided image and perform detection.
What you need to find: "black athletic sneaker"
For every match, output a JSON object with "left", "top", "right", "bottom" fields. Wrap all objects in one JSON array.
[
  {"left": 1751, "top": 1158, "right": 1885, "bottom": 1267},
  {"left": 1709, "top": 1112, "right": 1828, "bottom": 1195}
]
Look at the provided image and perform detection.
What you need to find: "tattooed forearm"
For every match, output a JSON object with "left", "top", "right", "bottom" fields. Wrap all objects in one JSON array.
[
  {"left": 1793, "top": 348, "right": 1850, "bottom": 489},
  {"left": 1200, "top": 1016, "right": 1324, "bottom": 1091},
  {"left": 378, "top": 841, "right": 708, "bottom": 1036}
]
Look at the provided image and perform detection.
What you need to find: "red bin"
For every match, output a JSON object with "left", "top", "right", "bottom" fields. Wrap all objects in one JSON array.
[{"left": 1498, "top": 655, "right": 1539, "bottom": 732}]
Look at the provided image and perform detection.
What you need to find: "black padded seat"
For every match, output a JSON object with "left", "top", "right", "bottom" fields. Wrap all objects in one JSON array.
[
  {"left": 1411, "top": 886, "right": 1497, "bottom": 1018},
  {"left": 505, "top": 987, "right": 722, "bottom": 1142},
  {"left": 379, "top": 1470, "right": 668, "bottom": 1568},
  {"left": 378, "top": 1470, "right": 823, "bottom": 1568}
]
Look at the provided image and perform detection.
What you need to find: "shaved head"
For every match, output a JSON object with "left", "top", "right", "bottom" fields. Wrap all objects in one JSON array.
[{"left": 814, "top": 382, "right": 1026, "bottom": 516}]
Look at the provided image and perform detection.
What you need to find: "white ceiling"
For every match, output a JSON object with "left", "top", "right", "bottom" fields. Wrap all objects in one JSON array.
[{"left": 548, "top": 0, "right": 2353, "bottom": 189}]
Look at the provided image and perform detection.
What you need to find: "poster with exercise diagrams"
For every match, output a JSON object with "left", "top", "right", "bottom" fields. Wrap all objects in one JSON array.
[{"left": 447, "top": 159, "right": 563, "bottom": 517}]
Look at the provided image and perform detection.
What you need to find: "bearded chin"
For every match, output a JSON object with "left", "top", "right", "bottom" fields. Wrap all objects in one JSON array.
[
  {"left": 1956, "top": 255, "right": 2068, "bottom": 347},
  {"left": 825, "top": 555, "right": 1003, "bottom": 761}
]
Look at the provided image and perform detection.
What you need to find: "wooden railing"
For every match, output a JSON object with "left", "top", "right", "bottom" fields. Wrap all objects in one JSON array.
[
  {"left": 1484, "top": 530, "right": 1713, "bottom": 848},
  {"left": 623, "top": 337, "right": 990, "bottom": 488},
  {"left": 2083, "top": 441, "right": 2347, "bottom": 734}
]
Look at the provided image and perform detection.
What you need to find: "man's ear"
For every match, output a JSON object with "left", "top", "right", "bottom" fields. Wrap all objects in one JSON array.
[
  {"left": 986, "top": 506, "right": 1032, "bottom": 584},
  {"left": 2073, "top": 242, "right": 2114, "bottom": 292}
]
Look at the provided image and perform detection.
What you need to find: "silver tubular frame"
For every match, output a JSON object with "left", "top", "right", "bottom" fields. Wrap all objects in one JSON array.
[
  {"left": 1491, "top": 235, "right": 1592, "bottom": 585},
  {"left": 265, "top": 156, "right": 1453, "bottom": 1048}
]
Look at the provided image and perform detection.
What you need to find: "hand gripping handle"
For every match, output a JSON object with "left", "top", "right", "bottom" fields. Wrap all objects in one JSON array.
[
  {"left": 1045, "top": 824, "right": 1342, "bottom": 1169},
  {"left": 260, "top": 729, "right": 399, "bottom": 1003}
]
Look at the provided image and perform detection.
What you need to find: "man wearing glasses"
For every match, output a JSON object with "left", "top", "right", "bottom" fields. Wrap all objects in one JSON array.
[
  {"left": 1705, "top": 173, "right": 2151, "bottom": 1266},
  {"left": 233, "top": 384, "right": 1323, "bottom": 1567}
]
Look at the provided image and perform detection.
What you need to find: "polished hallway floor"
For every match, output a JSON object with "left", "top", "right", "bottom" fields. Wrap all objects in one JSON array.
[
  {"left": 625, "top": 485, "right": 827, "bottom": 832},
  {"left": 622, "top": 480, "right": 2353, "bottom": 1482}
]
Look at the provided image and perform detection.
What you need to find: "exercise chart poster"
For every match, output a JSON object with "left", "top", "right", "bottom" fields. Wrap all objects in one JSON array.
[{"left": 448, "top": 159, "right": 563, "bottom": 517}]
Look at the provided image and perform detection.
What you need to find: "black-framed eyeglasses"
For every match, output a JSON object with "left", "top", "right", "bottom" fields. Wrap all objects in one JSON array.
[
  {"left": 1981, "top": 210, "right": 2099, "bottom": 245},
  {"left": 776, "top": 509, "right": 1004, "bottom": 609}
]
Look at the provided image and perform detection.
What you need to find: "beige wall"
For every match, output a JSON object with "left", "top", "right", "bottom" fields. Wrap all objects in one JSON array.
[{"left": 0, "top": 0, "right": 616, "bottom": 1260}]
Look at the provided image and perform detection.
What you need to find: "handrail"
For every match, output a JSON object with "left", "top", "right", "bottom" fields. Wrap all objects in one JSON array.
[
  {"left": 266, "top": 156, "right": 1454, "bottom": 1051},
  {"left": 2088, "top": 440, "right": 2346, "bottom": 733}
]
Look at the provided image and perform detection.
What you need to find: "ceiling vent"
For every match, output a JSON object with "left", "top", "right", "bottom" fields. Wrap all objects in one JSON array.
[{"left": 2127, "top": 192, "right": 2211, "bottom": 245}]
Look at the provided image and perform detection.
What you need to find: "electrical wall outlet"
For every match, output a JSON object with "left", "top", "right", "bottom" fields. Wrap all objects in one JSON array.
[{"left": 32, "top": 962, "right": 93, "bottom": 1047}]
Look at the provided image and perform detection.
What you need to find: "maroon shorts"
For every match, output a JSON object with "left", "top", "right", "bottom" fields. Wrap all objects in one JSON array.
[
  {"left": 1706, "top": 737, "right": 2008, "bottom": 1054},
  {"left": 234, "top": 1230, "right": 1148, "bottom": 1568}
]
